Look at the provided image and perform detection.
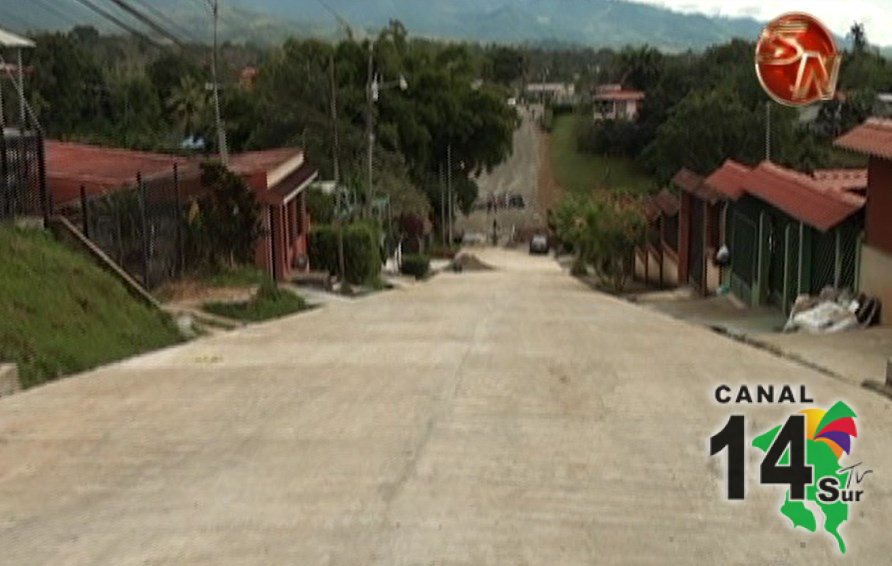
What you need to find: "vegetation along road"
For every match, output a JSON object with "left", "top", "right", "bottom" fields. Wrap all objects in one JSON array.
[{"left": 0, "top": 249, "right": 889, "bottom": 564}]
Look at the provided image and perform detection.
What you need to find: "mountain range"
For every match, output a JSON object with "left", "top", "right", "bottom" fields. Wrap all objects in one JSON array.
[{"left": 0, "top": 0, "right": 878, "bottom": 52}]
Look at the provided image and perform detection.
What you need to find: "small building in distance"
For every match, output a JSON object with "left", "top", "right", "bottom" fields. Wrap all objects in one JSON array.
[
  {"left": 524, "top": 82, "right": 576, "bottom": 105},
  {"left": 593, "top": 84, "right": 645, "bottom": 122}
]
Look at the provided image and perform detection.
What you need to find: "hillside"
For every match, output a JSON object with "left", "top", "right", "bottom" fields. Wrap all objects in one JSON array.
[
  {"left": 1, "top": 0, "right": 765, "bottom": 50},
  {"left": 0, "top": 227, "right": 181, "bottom": 388}
]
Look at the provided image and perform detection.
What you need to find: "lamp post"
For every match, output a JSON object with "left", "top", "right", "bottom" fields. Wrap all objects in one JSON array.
[{"left": 365, "top": 42, "right": 407, "bottom": 218}]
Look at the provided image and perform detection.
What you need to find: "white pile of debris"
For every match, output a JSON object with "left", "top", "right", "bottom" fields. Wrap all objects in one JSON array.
[{"left": 784, "top": 288, "right": 881, "bottom": 334}]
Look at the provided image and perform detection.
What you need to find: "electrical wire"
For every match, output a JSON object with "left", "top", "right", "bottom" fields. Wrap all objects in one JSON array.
[{"left": 100, "top": 0, "right": 184, "bottom": 46}]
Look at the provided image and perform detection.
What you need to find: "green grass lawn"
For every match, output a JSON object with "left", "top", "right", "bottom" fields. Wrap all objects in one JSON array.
[
  {"left": 0, "top": 227, "right": 182, "bottom": 388},
  {"left": 203, "top": 265, "right": 268, "bottom": 287},
  {"left": 203, "top": 284, "right": 310, "bottom": 323},
  {"left": 551, "top": 113, "right": 656, "bottom": 196}
]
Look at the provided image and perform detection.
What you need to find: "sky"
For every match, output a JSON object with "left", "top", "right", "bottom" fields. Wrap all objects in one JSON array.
[{"left": 639, "top": 0, "right": 892, "bottom": 45}]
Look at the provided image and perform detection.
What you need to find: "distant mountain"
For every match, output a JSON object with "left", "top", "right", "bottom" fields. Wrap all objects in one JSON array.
[{"left": 0, "top": 0, "right": 877, "bottom": 52}]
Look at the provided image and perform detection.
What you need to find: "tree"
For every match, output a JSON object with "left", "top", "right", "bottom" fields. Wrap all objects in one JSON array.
[
  {"left": 849, "top": 23, "right": 867, "bottom": 54},
  {"left": 189, "top": 162, "right": 261, "bottom": 268},
  {"left": 168, "top": 75, "right": 210, "bottom": 138},
  {"left": 553, "top": 194, "right": 645, "bottom": 291}
]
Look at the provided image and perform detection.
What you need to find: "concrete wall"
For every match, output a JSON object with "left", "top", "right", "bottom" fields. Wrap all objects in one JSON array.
[{"left": 860, "top": 243, "right": 892, "bottom": 325}]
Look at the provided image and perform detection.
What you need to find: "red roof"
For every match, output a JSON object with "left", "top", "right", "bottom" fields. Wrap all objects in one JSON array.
[
  {"left": 47, "top": 141, "right": 189, "bottom": 188},
  {"left": 228, "top": 148, "right": 303, "bottom": 176},
  {"left": 594, "top": 90, "right": 645, "bottom": 101},
  {"left": 704, "top": 160, "right": 750, "bottom": 200},
  {"left": 652, "top": 188, "right": 679, "bottom": 216},
  {"left": 671, "top": 167, "right": 723, "bottom": 203},
  {"left": 835, "top": 118, "right": 892, "bottom": 160},
  {"left": 812, "top": 168, "right": 868, "bottom": 194},
  {"left": 742, "top": 161, "right": 864, "bottom": 231}
]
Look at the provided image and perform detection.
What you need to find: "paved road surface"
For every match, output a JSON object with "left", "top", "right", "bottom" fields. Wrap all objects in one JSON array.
[
  {"left": 1, "top": 250, "right": 890, "bottom": 564},
  {"left": 458, "top": 107, "right": 543, "bottom": 240}
]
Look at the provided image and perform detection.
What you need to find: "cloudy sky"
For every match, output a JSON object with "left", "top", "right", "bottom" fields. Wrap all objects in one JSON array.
[{"left": 637, "top": 0, "right": 892, "bottom": 45}]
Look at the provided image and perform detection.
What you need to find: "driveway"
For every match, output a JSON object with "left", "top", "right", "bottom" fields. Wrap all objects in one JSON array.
[{"left": 0, "top": 249, "right": 889, "bottom": 564}]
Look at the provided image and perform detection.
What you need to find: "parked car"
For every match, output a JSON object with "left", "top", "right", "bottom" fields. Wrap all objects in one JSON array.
[{"left": 529, "top": 234, "right": 549, "bottom": 255}]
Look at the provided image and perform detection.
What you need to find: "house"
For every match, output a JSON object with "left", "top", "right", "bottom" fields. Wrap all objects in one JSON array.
[
  {"left": 525, "top": 82, "right": 576, "bottom": 105},
  {"left": 228, "top": 148, "right": 318, "bottom": 281},
  {"left": 636, "top": 188, "right": 680, "bottom": 287},
  {"left": 45, "top": 141, "right": 317, "bottom": 284},
  {"left": 835, "top": 118, "right": 892, "bottom": 322},
  {"left": 593, "top": 84, "right": 645, "bottom": 122},
  {"left": 673, "top": 168, "right": 726, "bottom": 295},
  {"left": 722, "top": 161, "right": 865, "bottom": 312}
]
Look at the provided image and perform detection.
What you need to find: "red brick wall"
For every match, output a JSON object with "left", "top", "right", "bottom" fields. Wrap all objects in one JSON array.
[{"left": 866, "top": 156, "right": 892, "bottom": 255}]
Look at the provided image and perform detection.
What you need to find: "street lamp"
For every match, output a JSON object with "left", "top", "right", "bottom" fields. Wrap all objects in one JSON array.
[{"left": 365, "top": 43, "right": 407, "bottom": 217}]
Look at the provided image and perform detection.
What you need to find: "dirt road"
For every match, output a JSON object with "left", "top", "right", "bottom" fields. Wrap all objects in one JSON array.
[
  {"left": 458, "top": 107, "right": 545, "bottom": 240},
  {"left": 0, "top": 250, "right": 890, "bottom": 564}
]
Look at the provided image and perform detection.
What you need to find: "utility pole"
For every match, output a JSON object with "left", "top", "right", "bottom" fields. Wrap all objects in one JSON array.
[
  {"left": 365, "top": 42, "right": 375, "bottom": 218},
  {"left": 207, "top": 0, "right": 228, "bottom": 165},
  {"left": 447, "top": 143, "right": 453, "bottom": 245},
  {"left": 765, "top": 100, "right": 771, "bottom": 162},
  {"left": 439, "top": 163, "right": 446, "bottom": 245},
  {"left": 330, "top": 52, "right": 347, "bottom": 289}
]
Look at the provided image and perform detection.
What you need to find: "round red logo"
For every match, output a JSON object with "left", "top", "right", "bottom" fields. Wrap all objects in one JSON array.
[{"left": 756, "top": 13, "right": 841, "bottom": 107}]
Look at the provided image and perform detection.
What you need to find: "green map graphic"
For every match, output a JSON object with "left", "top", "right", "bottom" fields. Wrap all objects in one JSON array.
[{"left": 753, "top": 426, "right": 851, "bottom": 553}]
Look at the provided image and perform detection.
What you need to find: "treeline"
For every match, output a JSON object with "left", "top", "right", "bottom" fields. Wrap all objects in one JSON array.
[
  {"left": 570, "top": 27, "right": 892, "bottom": 183},
  {"left": 13, "top": 22, "right": 520, "bottom": 223}
]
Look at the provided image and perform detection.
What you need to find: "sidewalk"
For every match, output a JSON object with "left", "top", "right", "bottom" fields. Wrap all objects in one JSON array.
[
  {"left": 752, "top": 327, "right": 892, "bottom": 388},
  {"left": 633, "top": 288, "right": 892, "bottom": 389}
]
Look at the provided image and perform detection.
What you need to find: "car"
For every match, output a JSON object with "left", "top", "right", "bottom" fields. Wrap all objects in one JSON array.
[{"left": 529, "top": 235, "right": 549, "bottom": 255}]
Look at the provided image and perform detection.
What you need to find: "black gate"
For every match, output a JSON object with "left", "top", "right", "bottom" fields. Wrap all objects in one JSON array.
[
  {"left": 0, "top": 129, "right": 45, "bottom": 221},
  {"left": 690, "top": 199, "right": 704, "bottom": 291}
]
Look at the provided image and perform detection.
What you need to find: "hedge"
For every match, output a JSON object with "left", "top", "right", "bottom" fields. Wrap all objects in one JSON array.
[
  {"left": 400, "top": 254, "right": 430, "bottom": 279},
  {"left": 309, "top": 222, "right": 382, "bottom": 285}
]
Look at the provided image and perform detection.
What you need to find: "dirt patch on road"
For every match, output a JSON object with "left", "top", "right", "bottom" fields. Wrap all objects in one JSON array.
[
  {"left": 454, "top": 253, "right": 495, "bottom": 271},
  {"left": 537, "top": 128, "right": 564, "bottom": 217}
]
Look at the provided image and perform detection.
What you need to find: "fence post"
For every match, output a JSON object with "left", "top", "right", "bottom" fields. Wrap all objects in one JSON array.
[
  {"left": 0, "top": 129, "right": 8, "bottom": 218},
  {"left": 138, "top": 172, "right": 150, "bottom": 288},
  {"left": 173, "top": 163, "right": 183, "bottom": 278},
  {"left": 80, "top": 185, "right": 89, "bottom": 238},
  {"left": 36, "top": 131, "right": 50, "bottom": 227}
]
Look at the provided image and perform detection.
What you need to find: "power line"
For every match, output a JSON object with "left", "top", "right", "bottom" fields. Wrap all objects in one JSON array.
[
  {"left": 71, "top": 0, "right": 160, "bottom": 46},
  {"left": 130, "top": 0, "right": 199, "bottom": 43},
  {"left": 100, "top": 0, "right": 185, "bottom": 46}
]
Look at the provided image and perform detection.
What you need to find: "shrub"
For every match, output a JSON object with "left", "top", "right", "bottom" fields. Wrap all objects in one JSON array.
[
  {"left": 400, "top": 254, "right": 430, "bottom": 279},
  {"left": 309, "top": 221, "right": 382, "bottom": 285}
]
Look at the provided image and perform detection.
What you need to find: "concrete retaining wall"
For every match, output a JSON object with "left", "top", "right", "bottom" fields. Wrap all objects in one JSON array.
[{"left": 860, "top": 244, "right": 892, "bottom": 325}]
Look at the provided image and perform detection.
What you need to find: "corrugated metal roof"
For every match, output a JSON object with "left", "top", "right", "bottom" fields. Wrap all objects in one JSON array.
[
  {"left": 742, "top": 161, "right": 864, "bottom": 232},
  {"left": 0, "top": 28, "right": 34, "bottom": 48},
  {"left": 835, "top": 118, "right": 892, "bottom": 160},
  {"left": 704, "top": 160, "right": 750, "bottom": 200}
]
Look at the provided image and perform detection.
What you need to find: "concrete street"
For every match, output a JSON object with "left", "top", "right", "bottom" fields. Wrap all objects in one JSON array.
[{"left": 0, "top": 249, "right": 890, "bottom": 564}]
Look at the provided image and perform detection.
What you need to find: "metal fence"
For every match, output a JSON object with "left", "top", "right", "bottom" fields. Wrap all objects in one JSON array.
[
  {"left": 0, "top": 129, "right": 47, "bottom": 222},
  {"left": 59, "top": 165, "right": 204, "bottom": 289}
]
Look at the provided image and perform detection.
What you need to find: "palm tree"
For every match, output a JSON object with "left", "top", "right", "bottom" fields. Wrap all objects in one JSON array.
[{"left": 168, "top": 75, "right": 209, "bottom": 137}]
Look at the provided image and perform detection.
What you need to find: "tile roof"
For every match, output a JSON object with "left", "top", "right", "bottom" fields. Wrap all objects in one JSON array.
[
  {"left": 671, "top": 167, "right": 724, "bottom": 203},
  {"left": 704, "top": 160, "right": 751, "bottom": 200},
  {"left": 652, "top": 188, "right": 680, "bottom": 216},
  {"left": 228, "top": 148, "right": 303, "bottom": 176},
  {"left": 46, "top": 140, "right": 190, "bottom": 189},
  {"left": 812, "top": 168, "right": 868, "bottom": 193},
  {"left": 593, "top": 90, "right": 645, "bottom": 101},
  {"left": 835, "top": 118, "right": 892, "bottom": 160},
  {"left": 742, "top": 161, "right": 864, "bottom": 231}
]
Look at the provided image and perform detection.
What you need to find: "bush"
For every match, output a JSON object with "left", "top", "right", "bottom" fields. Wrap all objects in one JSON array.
[
  {"left": 400, "top": 254, "right": 430, "bottom": 279},
  {"left": 309, "top": 221, "right": 382, "bottom": 285}
]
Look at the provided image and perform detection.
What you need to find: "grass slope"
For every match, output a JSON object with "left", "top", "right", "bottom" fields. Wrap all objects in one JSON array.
[
  {"left": 0, "top": 227, "right": 182, "bottom": 388},
  {"left": 204, "top": 281, "right": 309, "bottom": 323},
  {"left": 550, "top": 114, "right": 655, "bottom": 197}
]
